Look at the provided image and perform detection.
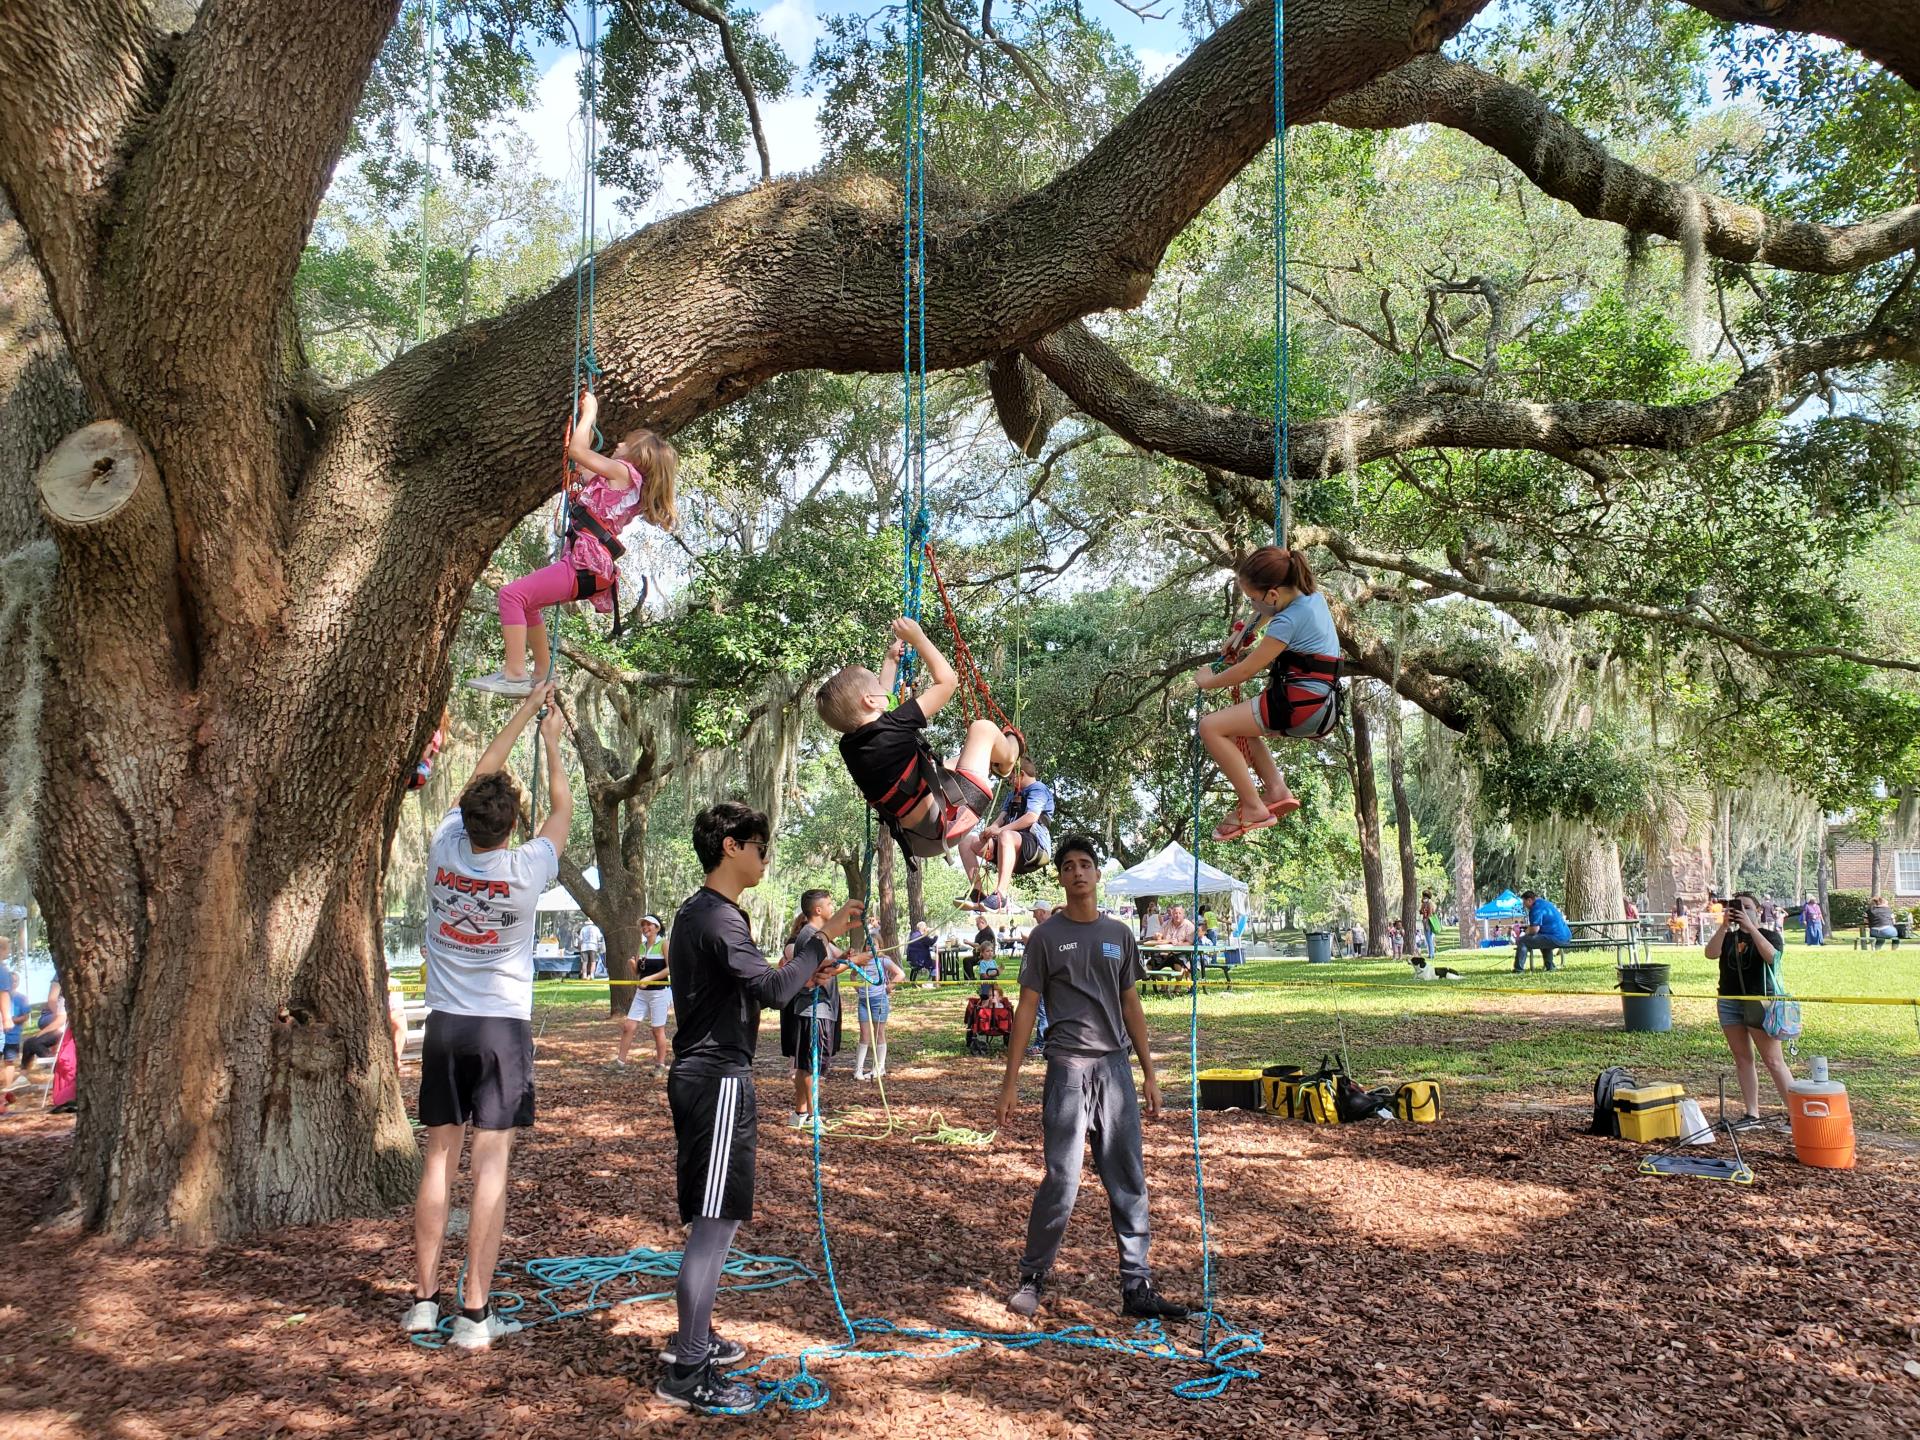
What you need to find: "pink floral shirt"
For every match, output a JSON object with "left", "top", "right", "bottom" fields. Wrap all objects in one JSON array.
[{"left": 567, "top": 460, "right": 647, "bottom": 613}]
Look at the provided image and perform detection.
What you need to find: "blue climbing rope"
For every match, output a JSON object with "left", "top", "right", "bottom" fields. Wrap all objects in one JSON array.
[
  {"left": 1188, "top": 707, "right": 1215, "bottom": 1353},
  {"left": 1272, "top": 0, "right": 1291, "bottom": 548},
  {"left": 896, "top": 0, "right": 932, "bottom": 691},
  {"left": 408, "top": 1246, "right": 814, "bottom": 1349}
]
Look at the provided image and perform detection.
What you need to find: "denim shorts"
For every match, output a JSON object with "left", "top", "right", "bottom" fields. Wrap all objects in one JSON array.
[
  {"left": 1717, "top": 997, "right": 1760, "bottom": 1028},
  {"left": 857, "top": 988, "right": 891, "bottom": 1024}
]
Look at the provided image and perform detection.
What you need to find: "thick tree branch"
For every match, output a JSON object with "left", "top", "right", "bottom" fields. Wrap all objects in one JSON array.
[
  {"left": 658, "top": 0, "right": 774, "bottom": 183},
  {"left": 1682, "top": 0, "right": 1920, "bottom": 91},
  {"left": 1023, "top": 314, "right": 1919, "bottom": 483},
  {"left": 331, "top": 0, "right": 1487, "bottom": 557},
  {"left": 1305, "top": 529, "right": 1920, "bottom": 676},
  {"left": 1318, "top": 55, "right": 1920, "bottom": 276}
]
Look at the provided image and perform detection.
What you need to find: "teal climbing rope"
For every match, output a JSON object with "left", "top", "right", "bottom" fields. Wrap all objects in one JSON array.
[
  {"left": 896, "top": 0, "right": 932, "bottom": 691},
  {"left": 1272, "top": 0, "right": 1291, "bottom": 548},
  {"left": 1188, "top": 707, "right": 1216, "bottom": 1350},
  {"left": 408, "top": 1246, "right": 814, "bottom": 1349}
]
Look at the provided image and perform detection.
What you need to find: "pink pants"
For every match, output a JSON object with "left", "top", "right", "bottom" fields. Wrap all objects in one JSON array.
[{"left": 498, "top": 560, "right": 604, "bottom": 627}]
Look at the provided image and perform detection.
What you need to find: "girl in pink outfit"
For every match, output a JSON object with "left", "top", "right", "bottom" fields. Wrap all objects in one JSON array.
[{"left": 470, "top": 390, "right": 679, "bottom": 696}]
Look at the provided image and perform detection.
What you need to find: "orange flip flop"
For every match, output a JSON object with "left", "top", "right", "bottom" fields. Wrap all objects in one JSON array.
[
  {"left": 1211, "top": 812, "right": 1277, "bottom": 843},
  {"left": 1265, "top": 797, "right": 1302, "bottom": 822}
]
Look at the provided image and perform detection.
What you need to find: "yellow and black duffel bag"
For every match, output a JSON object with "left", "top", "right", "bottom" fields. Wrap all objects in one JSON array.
[
  {"left": 1296, "top": 1075, "right": 1341, "bottom": 1124},
  {"left": 1394, "top": 1080, "right": 1442, "bottom": 1123}
]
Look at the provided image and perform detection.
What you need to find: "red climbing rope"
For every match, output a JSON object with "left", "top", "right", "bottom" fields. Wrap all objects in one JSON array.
[{"left": 922, "top": 544, "right": 1018, "bottom": 739}]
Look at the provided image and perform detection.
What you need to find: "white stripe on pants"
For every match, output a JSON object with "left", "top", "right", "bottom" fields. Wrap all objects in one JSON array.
[{"left": 703, "top": 1077, "right": 738, "bottom": 1217}]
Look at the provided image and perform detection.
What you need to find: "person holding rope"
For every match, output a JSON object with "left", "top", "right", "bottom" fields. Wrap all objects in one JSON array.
[
  {"left": 995, "top": 834, "right": 1191, "bottom": 1324},
  {"left": 657, "top": 803, "right": 863, "bottom": 1414},
  {"left": 405, "top": 685, "right": 571, "bottom": 1351},
  {"left": 470, "top": 391, "right": 679, "bottom": 697}
]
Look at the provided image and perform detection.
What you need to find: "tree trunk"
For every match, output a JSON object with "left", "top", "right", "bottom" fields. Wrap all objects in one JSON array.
[
  {"left": 1348, "top": 694, "right": 1388, "bottom": 957},
  {"left": 1817, "top": 815, "right": 1830, "bottom": 910},
  {"left": 1452, "top": 780, "right": 1478, "bottom": 948},
  {"left": 838, "top": 850, "right": 865, "bottom": 903},
  {"left": 1386, "top": 704, "right": 1420, "bottom": 946},
  {"left": 875, "top": 833, "right": 901, "bottom": 961},
  {"left": 1564, "top": 828, "right": 1626, "bottom": 920},
  {"left": 906, "top": 860, "right": 926, "bottom": 932},
  {"left": 1870, "top": 836, "right": 1882, "bottom": 897}
]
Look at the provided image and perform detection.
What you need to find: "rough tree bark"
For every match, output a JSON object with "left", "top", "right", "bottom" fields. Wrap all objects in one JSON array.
[
  {"left": 1562, "top": 830, "right": 1626, "bottom": 921},
  {"left": 1348, "top": 693, "right": 1389, "bottom": 957}
]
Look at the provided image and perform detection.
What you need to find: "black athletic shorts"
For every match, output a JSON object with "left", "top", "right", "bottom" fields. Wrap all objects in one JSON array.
[
  {"left": 1009, "top": 830, "right": 1049, "bottom": 876},
  {"left": 670, "top": 1069, "right": 758, "bottom": 1224},
  {"left": 417, "top": 1011, "right": 535, "bottom": 1130}
]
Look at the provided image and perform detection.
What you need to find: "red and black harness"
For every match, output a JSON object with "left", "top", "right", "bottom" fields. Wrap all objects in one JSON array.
[
  {"left": 1259, "top": 649, "right": 1345, "bottom": 739},
  {"left": 564, "top": 504, "right": 644, "bottom": 640}
]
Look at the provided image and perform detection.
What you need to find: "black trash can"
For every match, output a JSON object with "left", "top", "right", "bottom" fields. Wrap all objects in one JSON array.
[
  {"left": 1305, "top": 930, "right": 1333, "bottom": 964},
  {"left": 1618, "top": 961, "right": 1672, "bottom": 1033}
]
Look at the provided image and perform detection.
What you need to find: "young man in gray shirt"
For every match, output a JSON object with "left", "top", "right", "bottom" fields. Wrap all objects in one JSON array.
[{"left": 994, "top": 834, "right": 1191, "bottom": 1322}]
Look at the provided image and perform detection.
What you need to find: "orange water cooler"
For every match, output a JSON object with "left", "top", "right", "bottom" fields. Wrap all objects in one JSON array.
[{"left": 1788, "top": 1077, "right": 1855, "bottom": 1170}]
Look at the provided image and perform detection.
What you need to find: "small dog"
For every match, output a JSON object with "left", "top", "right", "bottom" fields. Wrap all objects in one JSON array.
[{"left": 1409, "top": 959, "right": 1463, "bottom": 981}]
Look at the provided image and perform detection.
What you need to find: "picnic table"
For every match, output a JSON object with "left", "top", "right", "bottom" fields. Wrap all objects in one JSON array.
[
  {"left": 1553, "top": 919, "right": 1645, "bottom": 967},
  {"left": 1139, "top": 942, "right": 1242, "bottom": 990}
]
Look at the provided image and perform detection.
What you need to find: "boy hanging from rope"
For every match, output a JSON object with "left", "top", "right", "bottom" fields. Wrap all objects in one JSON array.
[
  {"left": 470, "top": 390, "right": 679, "bottom": 697},
  {"left": 816, "top": 617, "right": 1022, "bottom": 862}
]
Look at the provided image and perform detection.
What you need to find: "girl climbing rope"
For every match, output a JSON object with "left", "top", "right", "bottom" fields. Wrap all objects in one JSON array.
[
  {"left": 470, "top": 390, "right": 679, "bottom": 697},
  {"left": 1193, "top": 545, "right": 1343, "bottom": 842}
]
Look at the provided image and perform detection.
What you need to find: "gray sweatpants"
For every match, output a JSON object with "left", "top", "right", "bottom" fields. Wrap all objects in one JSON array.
[{"left": 1019, "top": 1050, "right": 1152, "bottom": 1286}]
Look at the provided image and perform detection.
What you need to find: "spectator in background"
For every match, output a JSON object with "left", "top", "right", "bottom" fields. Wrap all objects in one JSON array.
[
  {"left": 1136, "top": 897, "right": 1162, "bottom": 943},
  {"left": 1419, "top": 891, "right": 1437, "bottom": 959},
  {"left": 1867, "top": 896, "right": 1899, "bottom": 948},
  {"left": 1624, "top": 897, "right": 1639, "bottom": 922},
  {"left": 577, "top": 916, "right": 605, "bottom": 980},
  {"left": 1668, "top": 900, "right": 1688, "bottom": 947},
  {"left": 1158, "top": 905, "right": 1196, "bottom": 949},
  {"left": 970, "top": 918, "right": 996, "bottom": 981},
  {"left": 1801, "top": 897, "right": 1826, "bottom": 947},
  {"left": 905, "top": 921, "right": 937, "bottom": 984},
  {"left": 1514, "top": 889, "right": 1572, "bottom": 973},
  {"left": 1759, "top": 896, "right": 1782, "bottom": 930},
  {"left": 0, "top": 941, "right": 20, "bottom": 1108},
  {"left": 618, "top": 914, "right": 672, "bottom": 1075},
  {"left": 1707, "top": 895, "right": 1727, "bottom": 935},
  {"left": 1709, "top": 890, "right": 1794, "bottom": 1131},
  {"left": 19, "top": 981, "right": 66, "bottom": 1073}
]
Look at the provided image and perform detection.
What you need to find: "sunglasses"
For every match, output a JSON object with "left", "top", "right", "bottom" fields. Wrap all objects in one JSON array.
[{"left": 735, "top": 837, "right": 772, "bottom": 859}]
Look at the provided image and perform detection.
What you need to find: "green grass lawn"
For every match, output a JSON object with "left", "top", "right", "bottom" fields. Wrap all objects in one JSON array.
[{"left": 409, "top": 937, "right": 1920, "bottom": 1134}]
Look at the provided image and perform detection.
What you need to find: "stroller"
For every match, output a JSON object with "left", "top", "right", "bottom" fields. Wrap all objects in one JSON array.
[{"left": 964, "top": 983, "right": 1014, "bottom": 1056}]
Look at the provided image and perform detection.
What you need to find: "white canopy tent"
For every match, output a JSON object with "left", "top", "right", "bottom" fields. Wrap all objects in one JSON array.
[
  {"left": 535, "top": 865, "right": 600, "bottom": 913},
  {"left": 1103, "top": 842, "right": 1248, "bottom": 907}
]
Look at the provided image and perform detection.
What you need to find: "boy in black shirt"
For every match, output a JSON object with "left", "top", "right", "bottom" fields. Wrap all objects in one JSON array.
[
  {"left": 816, "top": 617, "right": 1022, "bottom": 861},
  {"left": 656, "top": 802, "right": 862, "bottom": 1415}
]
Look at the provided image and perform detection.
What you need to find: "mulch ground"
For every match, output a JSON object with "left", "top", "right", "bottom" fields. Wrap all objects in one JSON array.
[{"left": 3, "top": 1005, "right": 1919, "bottom": 1440}]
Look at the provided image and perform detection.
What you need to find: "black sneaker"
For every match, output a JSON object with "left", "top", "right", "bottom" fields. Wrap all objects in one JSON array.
[
  {"left": 1007, "top": 1272, "right": 1046, "bottom": 1318},
  {"left": 655, "top": 1359, "right": 757, "bottom": 1415},
  {"left": 660, "top": 1330, "right": 748, "bottom": 1367},
  {"left": 1122, "top": 1282, "right": 1192, "bottom": 1321},
  {"left": 1730, "top": 1113, "right": 1764, "bottom": 1133}
]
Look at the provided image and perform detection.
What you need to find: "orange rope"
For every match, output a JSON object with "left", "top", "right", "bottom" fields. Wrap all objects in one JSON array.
[{"left": 922, "top": 544, "right": 1016, "bottom": 735}]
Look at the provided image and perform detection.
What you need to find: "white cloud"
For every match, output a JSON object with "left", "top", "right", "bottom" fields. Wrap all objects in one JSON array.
[
  {"left": 1137, "top": 47, "right": 1182, "bottom": 82},
  {"left": 760, "top": 0, "right": 822, "bottom": 62},
  {"left": 761, "top": 93, "right": 826, "bottom": 176}
]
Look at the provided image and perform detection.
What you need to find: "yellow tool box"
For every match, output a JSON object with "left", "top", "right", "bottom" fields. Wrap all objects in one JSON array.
[
  {"left": 1612, "top": 1082, "right": 1684, "bottom": 1142},
  {"left": 1196, "top": 1069, "right": 1263, "bottom": 1110}
]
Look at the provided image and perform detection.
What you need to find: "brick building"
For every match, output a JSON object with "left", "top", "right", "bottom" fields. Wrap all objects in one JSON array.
[{"left": 1830, "top": 841, "right": 1920, "bottom": 899}]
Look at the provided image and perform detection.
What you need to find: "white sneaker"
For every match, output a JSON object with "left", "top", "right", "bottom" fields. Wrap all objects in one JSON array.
[
  {"left": 448, "top": 1311, "right": 523, "bottom": 1351},
  {"left": 403, "top": 1297, "right": 441, "bottom": 1335},
  {"left": 854, "top": 1071, "right": 869, "bottom": 1082},
  {"left": 467, "top": 668, "right": 533, "bottom": 697},
  {"left": 788, "top": 1112, "right": 810, "bottom": 1129}
]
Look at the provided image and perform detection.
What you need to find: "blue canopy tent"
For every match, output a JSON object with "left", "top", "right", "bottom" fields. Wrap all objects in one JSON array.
[{"left": 1474, "top": 890, "right": 1526, "bottom": 947}]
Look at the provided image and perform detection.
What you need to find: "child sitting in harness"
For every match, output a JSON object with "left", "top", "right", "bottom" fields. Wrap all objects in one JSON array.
[
  {"left": 964, "top": 982, "right": 1014, "bottom": 1055},
  {"left": 1194, "top": 545, "right": 1344, "bottom": 842},
  {"left": 816, "top": 617, "right": 1022, "bottom": 863},
  {"left": 470, "top": 389, "right": 679, "bottom": 697}
]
